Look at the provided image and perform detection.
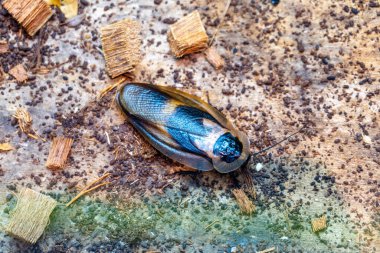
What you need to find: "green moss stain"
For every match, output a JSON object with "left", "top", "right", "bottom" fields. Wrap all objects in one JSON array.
[{"left": 0, "top": 186, "right": 359, "bottom": 252}]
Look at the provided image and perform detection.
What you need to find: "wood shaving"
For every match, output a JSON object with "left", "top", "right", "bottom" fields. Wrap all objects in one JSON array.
[
  {"left": 232, "top": 189, "right": 256, "bottom": 215},
  {"left": 311, "top": 215, "right": 327, "bottom": 233},
  {"left": 13, "top": 108, "right": 42, "bottom": 140}
]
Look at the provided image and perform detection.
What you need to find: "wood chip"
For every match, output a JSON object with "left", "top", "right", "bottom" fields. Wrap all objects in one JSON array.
[
  {"left": 100, "top": 18, "right": 142, "bottom": 78},
  {"left": 168, "top": 10, "right": 209, "bottom": 57},
  {"left": 8, "top": 64, "right": 28, "bottom": 82},
  {"left": 0, "top": 143, "right": 14, "bottom": 152},
  {"left": 0, "top": 41, "right": 9, "bottom": 54},
  {"left": 5, "top": 188, "right": 57, "bottom": 244},
  {"left": 232, "top": 189, "right": 256, "bottom": 215},
  {"left": 46, "top": 137, "right": 73, "bottom": 170},
  {"left": 205, "top": 46, "right": 224, "bottom": 70},
  {"left": 311, "top": 215, "right": 327, "bottom": 233},
  {"left": 2, "top": 0, "right": 53, "bottom": 36}
]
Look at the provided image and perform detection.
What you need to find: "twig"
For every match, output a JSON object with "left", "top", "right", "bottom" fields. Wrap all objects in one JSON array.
[
  {"left": 66, "top": 173, "right": 111, "bottom": 207},
  {"left": 205, "top": 220, "right": 220, "bottom": 230},
  {"left": 209, "top": 0, "right": 232, "bottom": 46}
]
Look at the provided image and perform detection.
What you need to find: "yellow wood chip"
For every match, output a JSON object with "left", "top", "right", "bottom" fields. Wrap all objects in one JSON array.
[{"left": 0, "top": 143, "right": 14, "bottom": 152}]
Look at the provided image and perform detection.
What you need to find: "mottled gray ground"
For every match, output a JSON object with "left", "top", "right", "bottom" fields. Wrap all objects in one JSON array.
[{"left": 0, "top": 0, "right": 379, "bottom": 252}]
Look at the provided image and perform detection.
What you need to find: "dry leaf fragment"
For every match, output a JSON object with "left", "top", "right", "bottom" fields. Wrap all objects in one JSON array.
[
  {"left": 9, "top": 64, "right": 28, "bottom": 83},
  {"left": 0, "top": 41, "right": 9, "bottom": 54},
  {"left": 0, "top": 143, "right": 14, "bottom": 152}
]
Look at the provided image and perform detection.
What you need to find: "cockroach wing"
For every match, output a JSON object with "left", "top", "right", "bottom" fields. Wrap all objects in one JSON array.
[
  {"left": 153, "top": 84, "right": 234, "bottom": 130},
  {"left": 128, "top": 114, "right": 214, "bottom": 171}
]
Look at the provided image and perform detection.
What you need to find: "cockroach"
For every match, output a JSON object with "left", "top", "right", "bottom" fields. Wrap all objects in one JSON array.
[{"left": 116, "top": 83, "right": 303, "bottom": 173}]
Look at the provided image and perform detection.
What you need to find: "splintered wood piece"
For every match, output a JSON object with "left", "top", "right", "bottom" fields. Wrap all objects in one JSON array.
[
  {"left": 100, "top": 18, "right": 142, "bottom": 78},
  {"left": 2, "top": 0, "right": 53, "bottom": 36},
  {"left": 0, "top": 41, "right": 9, "bottom": 54},
  {"left": 46, "top": 137, "right": 73, "bottom": 170},
  {"left": 5, "top": 188, "right": 57, "bottom": 244},
  {"left": 168, "top": 10, "right": 209, "bottom": 57},
  {"left": 232, "top": 189, "right": 256, "bottom": 215},
  {"left": 9, "top": 64, "right": 28, "bottom": 82},
  {"left": 311, "top": 215, "right": 327, "bottom": 233},
  {"left": 205, "top": 47, "right": 224, "bottom": 70}
]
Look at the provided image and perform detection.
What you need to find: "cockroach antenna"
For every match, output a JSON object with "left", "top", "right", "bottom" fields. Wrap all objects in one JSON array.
[{"left": 252, "top": 126, "right": 306, "bottom": 157}]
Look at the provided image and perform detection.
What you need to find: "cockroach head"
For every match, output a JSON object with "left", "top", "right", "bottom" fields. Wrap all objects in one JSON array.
[{"left": 213, "top": 132, "right": 243, "bottom": 163}]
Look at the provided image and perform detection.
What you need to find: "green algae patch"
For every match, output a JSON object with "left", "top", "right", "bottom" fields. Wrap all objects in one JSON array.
[{"left": 46, "top": 196, "right": 156, "bottom": 244}]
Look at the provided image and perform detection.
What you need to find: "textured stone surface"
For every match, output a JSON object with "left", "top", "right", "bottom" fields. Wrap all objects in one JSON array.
[{"left": 0, "top": 0, "right": 379, "bottom": 252}]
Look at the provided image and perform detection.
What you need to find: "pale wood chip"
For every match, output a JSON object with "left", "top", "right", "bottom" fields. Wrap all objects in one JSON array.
[
  {"left": 9, "top": 64, "right": 28, "bottom": 82},
  {"left": 205, "top": 46, "right": 225, "bottom": 70},
  {"left": 168, "top": 11, "right": 209, "bottom": 57}
]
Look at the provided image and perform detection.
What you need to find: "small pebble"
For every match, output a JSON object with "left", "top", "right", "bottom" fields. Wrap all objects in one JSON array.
[{"left": 256, "top": 163, "right": 263, "bottom": 172}]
